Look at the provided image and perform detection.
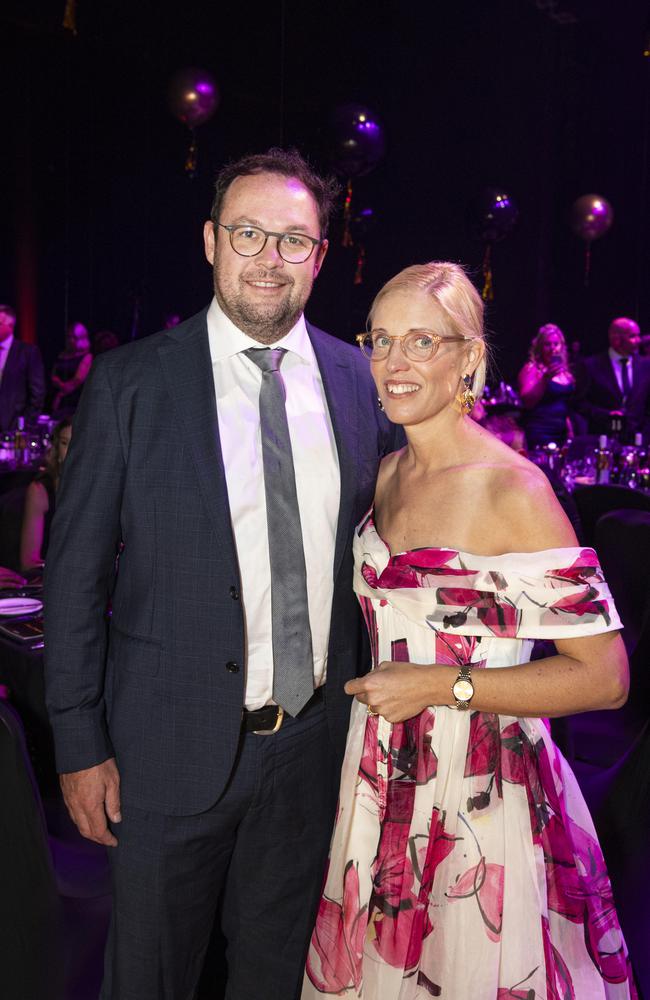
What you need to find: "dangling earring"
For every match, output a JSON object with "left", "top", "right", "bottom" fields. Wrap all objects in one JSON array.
[
  {"left": 377, "top": 395, "right": 385, "bottom": 412},
  {"left": 459, "top": 374, "right": 475, "bottom": 413}
]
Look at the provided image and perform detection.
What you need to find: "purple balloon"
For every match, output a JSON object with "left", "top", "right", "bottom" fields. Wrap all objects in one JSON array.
[
  {"left": 168, "top": 68, "right": 219, "bottom": 128},
  {"left": 570, "top": 194, "right": 613, "bottom": 242},
  {"left": 330, "top": 104, "right": 386, "bottom": 178},
  {"left": 469, "top": 188, "right": 519, "bottom": 243}
]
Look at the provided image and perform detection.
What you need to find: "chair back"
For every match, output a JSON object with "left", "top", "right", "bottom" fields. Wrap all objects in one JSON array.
[
  {"left": 0, "top": 483, "right": 27, "bottom": 570},
  {"left": 572, "top": 484, "right": 650, "bottom": 548},
  {"left": 0, "top": 698, "right": 64, "bottom": 998}
]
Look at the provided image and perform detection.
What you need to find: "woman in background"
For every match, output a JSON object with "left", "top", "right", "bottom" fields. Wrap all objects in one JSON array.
[
  {"left": 51, "top": 321, "right": 93, "bottom": 416},
  {"left": 20, "top": 419, "right": 71, "bottom": 573},
  {"left": 518, "top": 323, "right": 575, "bottom": 449}
]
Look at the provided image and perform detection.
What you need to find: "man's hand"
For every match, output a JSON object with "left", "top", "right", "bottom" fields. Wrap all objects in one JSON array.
[
  {"left": 60, "top": 758, "right": 121, "bottom": 847},
  {"left": 345, "top": 660, "right": 440, "bottom": 724}
]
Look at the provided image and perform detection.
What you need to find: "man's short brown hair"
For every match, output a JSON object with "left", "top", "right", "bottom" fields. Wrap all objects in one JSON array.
[{"left": 210, "top": 148, "right": 339, "bottom": 238}]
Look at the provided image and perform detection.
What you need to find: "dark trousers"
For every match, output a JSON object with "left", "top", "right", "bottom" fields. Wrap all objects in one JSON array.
[{"left": 100, "top": 699, "right": 336, "bottom": 1000}]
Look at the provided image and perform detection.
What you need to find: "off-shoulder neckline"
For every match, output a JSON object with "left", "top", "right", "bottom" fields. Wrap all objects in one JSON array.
[{"left": 362, "top": 506, "right": 595, "bottom": 563}]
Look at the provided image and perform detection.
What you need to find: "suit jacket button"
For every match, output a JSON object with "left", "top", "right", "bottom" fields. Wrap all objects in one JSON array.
[
  {"left": 229, "top": 586, "right": 240, "bottom": 600},
  {"left": 225, "top": 661, "right": 239, "bottom": 673}
]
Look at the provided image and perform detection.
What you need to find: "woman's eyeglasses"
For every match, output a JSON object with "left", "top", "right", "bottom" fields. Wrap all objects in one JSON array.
[{"left": 356, "top": 330, "right": 471, "bottom": 362}]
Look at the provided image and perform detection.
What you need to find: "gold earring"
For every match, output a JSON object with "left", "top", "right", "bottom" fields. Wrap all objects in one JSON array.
[{"left": 460, "top": 374, "right": 475, "bottom": 413}]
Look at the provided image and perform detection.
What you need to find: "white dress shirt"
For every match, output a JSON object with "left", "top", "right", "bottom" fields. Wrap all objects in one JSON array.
[
  {"left": 608, "top": 346, "right": 633, "bottom": 394},
  {"left": 206, "top": 297, "right": 340, "bottom": 710},
  {"left": 0, "top": 334, "right": 14, "bottom": 385}
]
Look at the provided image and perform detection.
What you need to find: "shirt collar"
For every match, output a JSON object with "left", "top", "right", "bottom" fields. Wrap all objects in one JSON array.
[
  {"left": 206, "top": 297, "right": 312, "bottom": 364},
  {"left": 609, "top": 346, "right": 631, "bottom": 365}
]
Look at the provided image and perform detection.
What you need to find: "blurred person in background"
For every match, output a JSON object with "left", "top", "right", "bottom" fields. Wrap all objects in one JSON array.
[
  {"left": 575, "top": 317, "right": 650, "bottom": 441},
  {"left": 0, "top": 304, "right": 46, "bottom": 431},
  {"left": 518, "top": 323, "right": 575, "bottom": 449},
  {"left": 93, "top": 330, "right": 121, "bottom": 355},
  {"left": 20, "top": 419, "right": 72, "bottom": 574},
  {"left": 51, "top": 321, "right": 93, "bottom": 417}
]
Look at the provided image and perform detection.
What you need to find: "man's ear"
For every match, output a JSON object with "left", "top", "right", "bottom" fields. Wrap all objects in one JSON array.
[{"left": 203, "top": 220, "right": 216, "bottom": 265}]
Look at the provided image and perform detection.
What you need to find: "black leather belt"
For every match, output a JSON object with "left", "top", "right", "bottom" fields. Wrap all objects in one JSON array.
[{"left": 242, "top": 687, "right": 324, "bottom": 735}]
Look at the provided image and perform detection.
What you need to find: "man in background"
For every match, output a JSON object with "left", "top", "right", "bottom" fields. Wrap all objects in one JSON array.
[
  {"left": 0, "top": 304, "right": 46, "bottom": 431},
  {"left": 575, "top": 316, "right": 650, "bottom": 440}
]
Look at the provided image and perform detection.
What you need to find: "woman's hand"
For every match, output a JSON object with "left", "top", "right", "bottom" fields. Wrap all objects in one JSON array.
[
  {"left": 544, "top": 359, "right": 567, "bottom": 380},
  {"left": 345, "top": 660, "right": 444, "bottom": 723}
]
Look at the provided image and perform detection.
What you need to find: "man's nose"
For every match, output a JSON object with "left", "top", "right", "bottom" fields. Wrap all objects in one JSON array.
[{"left": 257, "top": 237, "right": 284, "bottom": 269}]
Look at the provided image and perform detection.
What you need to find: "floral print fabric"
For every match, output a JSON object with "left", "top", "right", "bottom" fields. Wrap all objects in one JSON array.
[{"left": 302, "top": 510, "right": 636, "bottom": 999}]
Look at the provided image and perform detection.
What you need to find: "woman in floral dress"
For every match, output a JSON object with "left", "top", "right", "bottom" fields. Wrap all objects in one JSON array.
[{"left": 302, "top": 263, "right": 636, "bottom": 999}]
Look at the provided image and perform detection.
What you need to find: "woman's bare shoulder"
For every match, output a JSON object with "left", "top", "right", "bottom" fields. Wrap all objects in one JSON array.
[{"left": 490, "top": 460, "right": 578, "bottom": 550}]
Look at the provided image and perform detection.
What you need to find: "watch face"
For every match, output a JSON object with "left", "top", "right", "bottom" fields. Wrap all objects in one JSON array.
[{"left": 453, "top": 678, "right": 473, "bottom": 702}]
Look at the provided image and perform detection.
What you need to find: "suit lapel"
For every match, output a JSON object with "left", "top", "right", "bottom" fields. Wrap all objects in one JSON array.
[
  {"left": 157, "top": 312, "right": 238, "bottom": 574},
  {"left": 605, "top": 353, "right": 625, "bottom": 401},
  {"left": 307, "top": 324, "right": 359, "bottom": 582}
]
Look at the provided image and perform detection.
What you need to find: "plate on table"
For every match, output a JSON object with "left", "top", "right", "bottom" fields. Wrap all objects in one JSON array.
[{"left": 0, "top": 597, "right": 43, "bottom": 617}]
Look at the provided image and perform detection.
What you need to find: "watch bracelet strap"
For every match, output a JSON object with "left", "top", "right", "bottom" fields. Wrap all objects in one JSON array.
[{"left": 453, "top": 662, "right": 473, "bottom": 710}]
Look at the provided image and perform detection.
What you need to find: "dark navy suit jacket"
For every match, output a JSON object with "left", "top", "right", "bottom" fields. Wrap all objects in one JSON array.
[
  {"left": 575, "top": 351, "right": 650, "bottom": 438},
  {"left": 0, "top": 338, "right": 46, "bottom": 431},
  {"left": 44, "top": 310, "right": 400, "bottom": 815}
]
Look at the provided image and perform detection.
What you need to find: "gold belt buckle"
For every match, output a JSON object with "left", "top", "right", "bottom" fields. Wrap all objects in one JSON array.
[{"left": 253, "top": 706, "right": 284, "bottom": 736}]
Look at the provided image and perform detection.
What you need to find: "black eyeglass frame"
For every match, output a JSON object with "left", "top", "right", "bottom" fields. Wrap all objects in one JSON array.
[
  {"left": 217, "top": 223, "right": 324, "bottom": 264},
  {"left": 355, "top": 331, "right": 472, "bottom": 362}
]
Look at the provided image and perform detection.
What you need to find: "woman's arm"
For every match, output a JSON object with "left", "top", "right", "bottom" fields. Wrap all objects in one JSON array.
[
  {"left": 54, "top": 353, "right": 93, "bottom": 397},
  {"left": 20, "top": 480, "right": 49, "bottom": 572},
  {"left": 518, "top": 361, "right": 547, "bottom": 409},
  {"left": 346, "top": 630, "right": 628, "bottom": 723}
]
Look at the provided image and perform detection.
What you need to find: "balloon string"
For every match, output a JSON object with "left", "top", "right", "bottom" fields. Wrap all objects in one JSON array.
[
  {"left": 342, "top": 179, "right": 354, "bottom": 247},
  {"left": 63, "top": 0, "right": 78, "bottom": 35},
  {"left": 354, "top": 244, "right": 366, "bottom": 285},
  {"left": 584, "top": 242, "right": 591, "bottom": 287},
  {"left": 185, "top": 128, "right": 198, "bottom": 178},
  {"left": 481, "top": 244, "right": 494, "bottom": 301}
]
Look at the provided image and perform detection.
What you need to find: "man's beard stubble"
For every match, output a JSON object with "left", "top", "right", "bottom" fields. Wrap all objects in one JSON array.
[{"left": 213, "top": 262, "right": 310, "bottom": 345}]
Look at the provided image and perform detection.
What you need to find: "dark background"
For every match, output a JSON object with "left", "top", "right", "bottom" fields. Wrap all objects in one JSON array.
[{"left": 2, "top": 0, "right": 650, "bottom": 382}]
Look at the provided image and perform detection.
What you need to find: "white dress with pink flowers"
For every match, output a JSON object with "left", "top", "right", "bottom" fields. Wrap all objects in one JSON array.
[{"left": 302, "top": 508, "right": 637, "bottom": 1000}]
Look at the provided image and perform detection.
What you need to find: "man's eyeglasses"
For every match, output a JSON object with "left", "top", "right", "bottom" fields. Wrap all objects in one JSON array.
[
  {"left": 217, "top": 224, "right": 323, "bottom": 264},
  {"left": 356, "top": 330, "right": 472, "bottom": 363}
]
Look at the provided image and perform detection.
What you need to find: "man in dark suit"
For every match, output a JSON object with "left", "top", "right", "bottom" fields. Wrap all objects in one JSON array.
[
  {"left": 575, "top": 317, "right": 650, "bottom": 440},
  {"left": 0, "top": 305, "right": 46, "bottom": 431},
  {"left": 44, "top": 150, "right": 401, "bottom": 1000}
]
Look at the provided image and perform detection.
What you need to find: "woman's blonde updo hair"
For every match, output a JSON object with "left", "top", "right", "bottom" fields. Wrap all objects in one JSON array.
[{"left": 368, "top": 262, "right": 488, "bottom": 399}]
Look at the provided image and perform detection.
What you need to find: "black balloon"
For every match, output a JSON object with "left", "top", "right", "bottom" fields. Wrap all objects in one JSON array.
[
  {"left": 330, "top": 104, "right": 386, "bottom": 178},
  {"left": 469, "top": 188, "right": 519, "bottom": 243}
]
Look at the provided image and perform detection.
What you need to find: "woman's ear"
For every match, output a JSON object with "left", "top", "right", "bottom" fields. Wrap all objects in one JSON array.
[{"left": 465, "top": 340, "right": 485, "bottom": 375}]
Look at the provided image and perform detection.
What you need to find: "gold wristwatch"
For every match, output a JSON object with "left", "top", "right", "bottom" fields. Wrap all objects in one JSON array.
[{"left": 451, "top": 664, "right": 474, "bottom": 711}]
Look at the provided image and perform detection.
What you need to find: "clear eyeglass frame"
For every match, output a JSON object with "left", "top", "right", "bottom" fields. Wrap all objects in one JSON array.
[
  {"left": 356, "top": 330, "right": 471, "bottom": 363},
  {"left": 217, "top": 223, "right": 323, "bottom": 264}
]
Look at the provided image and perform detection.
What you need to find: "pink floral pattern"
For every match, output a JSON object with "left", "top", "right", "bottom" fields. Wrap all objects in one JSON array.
[{"left": 302, "top": 510, "right": 635, "bottom": 999}]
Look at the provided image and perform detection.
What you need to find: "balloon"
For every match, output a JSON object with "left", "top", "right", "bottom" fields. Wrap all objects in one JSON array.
[
  {"left": 570, "top": 194, "right": 613, "bottom": 242},
  {"left": 468, "top": 188, "right": 519, "bottom": 243},
  {"left": 168, "top": 68, "right": 219, "bottom": 128},
  {"left": 330, "top": 104, "right": 386, "bottom": 178}
]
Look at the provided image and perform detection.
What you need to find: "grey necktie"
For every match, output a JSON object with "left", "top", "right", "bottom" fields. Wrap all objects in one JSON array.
[{"left": 245, "top": 347, "right": 315, "bottom": 716}]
